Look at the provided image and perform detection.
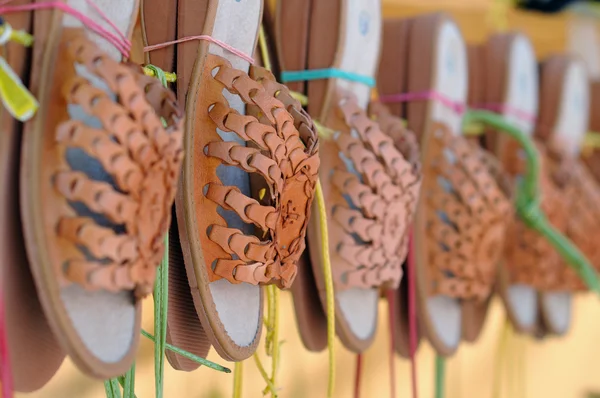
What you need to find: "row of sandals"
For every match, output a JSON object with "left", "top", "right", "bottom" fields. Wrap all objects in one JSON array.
[{"left": 3, "top": 0, "right": 600, "bottom": 394}]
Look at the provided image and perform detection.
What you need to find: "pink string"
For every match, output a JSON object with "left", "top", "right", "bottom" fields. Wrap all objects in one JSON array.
[
  {"left": 378, "top": 91, "right": 466, "bottom": 115},
  {"left": 0, "top": 288, "right": 13, "bottom": 398},
  {"left": 0, "top": 1, "right": 131, "bottom": 58},
  {"left": 473, "top": 103, "right": 537, "bottom": 124},
  {"left": 144, "top": 35, "right": 255, "bottom": 65},
  {"left": 407, "top": 229, "right": 418, "bottom": 398}
]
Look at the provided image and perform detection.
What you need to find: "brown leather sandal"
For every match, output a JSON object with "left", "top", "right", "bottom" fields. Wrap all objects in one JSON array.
[
  {"left": 143, "top": 0, "right": 319, "bottom": 363},
  {"left": 465, "top": 32, "right": 539, "bottom": 341},
  {"left": 378, "top": 13, "right": 511, "bottom": 356},
  {"left": 21, "top": 0, "right": 183, "bottom": 378},
  {"left": 534, "top": 55, "right": 592, "bottom": 336},
  {"left": 0, "top": 1, "right": 65, "bottom": 391},
  {"left": 276, "top": 0, "right": 421, "bottom": 353}
]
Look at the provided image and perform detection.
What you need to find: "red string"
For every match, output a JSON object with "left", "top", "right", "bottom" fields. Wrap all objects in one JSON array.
[
  {"left": 0, "top": 287, "right": 13, "bottom": 398},
  {"left": 407, "top": 228, "right": 418, "bottom": 398},
  {"left": 0, "top": 0, "right": 131, "bottom": 57},
  {"left": 386, "top": 289, "right": 397, "bottom": 398},
  {"left": 354, "top": 353, "right": 362, "bottom": 398}
]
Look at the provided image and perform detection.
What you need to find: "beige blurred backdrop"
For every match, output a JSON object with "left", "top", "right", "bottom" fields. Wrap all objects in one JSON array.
[{"left": 17, "top": 1, "right": 600, "bottom": 397}]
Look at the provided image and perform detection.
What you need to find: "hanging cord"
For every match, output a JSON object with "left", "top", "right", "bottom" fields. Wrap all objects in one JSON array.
[
  {"left": 354, "top": 354, "right": 362, "bottom": 398},
  {"left": 386, "top": 290, "right": 397, "bottom": 398},
  {"left": 233, "top": 362, "right": 243, "bottom": 398},
  {"left": 463, "top": 110, "right": 600, "bottom": 293},
  {"left": 435, "top": 356, "right": 446, "bottom": 398},
  {"left": 0, "top": 0, "right": 131, "bottom": 57},
  {"left": 407, "top": 230, "right": 419, "bottom": 398},
  {"left": 492, "top": 320, "right": 511, "bottom": 398}
]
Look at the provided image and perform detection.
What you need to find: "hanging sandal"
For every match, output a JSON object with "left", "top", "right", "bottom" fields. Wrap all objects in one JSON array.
[
  {"left": 0, "top": 1, "right": 65, "bottom": 391},
  {"left": 378, "top": 13, "right": 511, "bottom": 356},
  {"left": 465, "top": 32, "right": 538, "bottom": 340},
  {"left": 143, "top": 0, "right": 319, "bottom": 363},
  {"left": 20, "top": 0, "right": 183, "bottom": 378},
  {"left": 533, "top": 54, "right": 592, "bottom": 335},
  {"left": 276, "top": 0, "right": 421, "bottom": 352}
]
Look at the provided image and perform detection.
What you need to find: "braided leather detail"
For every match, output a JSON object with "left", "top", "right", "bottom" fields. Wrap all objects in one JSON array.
[
  {"left": 423, "top": 124, "right": 511, "bottom": 301},
  {"left": 506, "top": 144, "right": 600, "bottom": 291},
  {"left": 55, "top": 36, "right": 183, "bottom": 297},
  {"left": 201, "top": 56, "right": 319, "bottom": 288},
  {"left": 321, "top": 89, "right": 421, "bottom": 290}
]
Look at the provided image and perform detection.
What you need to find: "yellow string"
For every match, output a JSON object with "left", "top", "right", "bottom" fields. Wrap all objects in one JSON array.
[
  {"left": 142, "top": 66, "right": 177, "bottom": 83},
  {"left": 492, "top": 320, "right": 511, "bottom": 398},
  {"left": 0, "top": 23, "right": 34, "bottom": 47},
  {"left": 290, "top": 91, "right": 308, "bottom": 106},
  {"left": 258, "top": 25, "right": 272, "bottom": 72},
  {"left": 316, "top": 180, "right": 336, "bottom": 398},
  {"left": 0, "top": 22, "right": 38, "bottom": 122},
  {"left": 233, "top": 362, "right": 243, "bottom": 398}
]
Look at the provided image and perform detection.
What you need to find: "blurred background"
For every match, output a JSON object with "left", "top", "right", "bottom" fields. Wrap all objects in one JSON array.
[{"left": 17, "top": 0, "right": 600, "bottom": 397}]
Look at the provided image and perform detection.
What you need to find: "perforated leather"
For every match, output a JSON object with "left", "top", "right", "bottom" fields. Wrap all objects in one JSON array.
[
  {"left": 199, "top": 55, "right": 319, "bottom": 289},
  {"left": 55, "top": 36, "right": 184, "bottom": 297},
  {"left": 506, "top": 143, "right": 600, "bottom": 291},
  {"left": 422, "top": 123, "right": 512, "bottom": 301},
  {"left": 317, "top": 89, "right": 421, "bottom": 290}
]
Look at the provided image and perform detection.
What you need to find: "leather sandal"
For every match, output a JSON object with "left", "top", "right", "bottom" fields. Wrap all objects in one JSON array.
[
  {"left": 0, "top": 0, "right": 64, "bottom": 391},
  {"left": 378, "top": 13, "right": 511, "bottom": 356},
  {"left": 21, "top": 0, "right": 183, "bottom": 378},
  {"left": 276, "top": 0, "right": 421, "bottom": 353},
  {"left": 143, "top": 0, "right": 319, "bottom": 363},
  {"left": 534, "top": 55, "right": 592, "bottom": 335},
  {"left": 466, "top": 32, "right": 538, "bottom": 340}
]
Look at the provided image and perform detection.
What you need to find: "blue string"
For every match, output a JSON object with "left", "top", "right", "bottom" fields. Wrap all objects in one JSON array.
[{"left": 280, "top": 68, "right": 375, "bottom": 87}]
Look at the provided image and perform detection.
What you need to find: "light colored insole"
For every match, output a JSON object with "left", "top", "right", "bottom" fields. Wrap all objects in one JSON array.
[
  {"left": 427, "top": 19, "right": 468, "bottom": 350},
  {"left": 334, "top": 0, "right": 381, "bottom": 341},
  {"left": 540, "top": 59, "right": 588, "bottom": 333},
  {"left": 207, "top": 0, "right": 262, "bottom": 347},
  {"left": 503, "top": 35, "right": 539, "bottom": 329},
  {"left": 61, "top": 0, "right": 137, "bottom": 363}
]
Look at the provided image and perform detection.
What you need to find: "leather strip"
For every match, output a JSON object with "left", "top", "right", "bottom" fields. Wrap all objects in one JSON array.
[
  {"left": 422, "top": 123, "right": 512, "bottom": 301},
  {"left": 198, "top": 55, "right": 319, "bottom": 289},
  {"left": 55, "top": 34, "right": 183, "bottom": 297}
]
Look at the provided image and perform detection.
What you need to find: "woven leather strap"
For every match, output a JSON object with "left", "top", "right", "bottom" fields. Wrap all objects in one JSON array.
[
  {"left": 56, "top": 35, "right": 184, "bottom": 297},
  {"left": 423, "top": 123, "right": 511, "bottom": 301},
  {"left": 506, "top": 144, "right": 600, "bottom": 291},
  {"left": 323, "top": 89, "right": 421, "bottom": 290},
  {"left": 202, "top": 55, "right": 319, "bottom": 289}
]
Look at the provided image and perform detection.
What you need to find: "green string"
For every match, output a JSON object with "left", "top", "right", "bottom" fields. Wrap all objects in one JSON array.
[
  {"left": 141, "top": 330, "right": 231, "bottom": 372},
  {"left": 144, "top": 64, "right": 169, "bottom": 88},
  {"left": 153, "top": 233, "right": 169, "bottom": 398},
  {"left": 104, "top": 378, "right": 123, "bottom": 398},
  {"left": 435, "top": 356, "right": 445, "bottom": 398},
  {"left": 122, "top": 363, "right": 136, "bottom": 398},
  {"left": 463, "top": 110, "right": 600, "bottom": 294}
]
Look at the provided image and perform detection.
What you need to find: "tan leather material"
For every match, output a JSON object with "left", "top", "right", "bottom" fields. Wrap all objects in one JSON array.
[
  {"left": 316, "top": 89, "right": 421, "bottom": 290},
  {"left": 0, "top": 1, "right": 66, "bottom": 390},
  {"left": 52, "top": 35, "right": 183, "bottom": 297},
  {"left": 503, "top": 145, "right": 571, "bottom": 291},
  {"left": 192, "top": 55, "right": 319, "bottom": 289},
  {"left": 420, "top": 123, "right": 512, "bottom": 301}
]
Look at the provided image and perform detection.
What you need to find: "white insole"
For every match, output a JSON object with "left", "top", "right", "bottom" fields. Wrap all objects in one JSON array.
[
  {"left": 208, "top": 0, "right": 262, "bottom": 347},
  {"left": 502, "top": 35, "right": 540, "bottom": 330},
  {"left": 335, "top": 0, "right": 381, "bottom": 340},
  {"left": 427, "top": 19, "right": 467, "bottom": 350},
  {"left": 62, "top": 0, "right": 137, "bottom": 363},
  {"left": 540, "top": 59, "right": 588, "bottom": 333}
]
